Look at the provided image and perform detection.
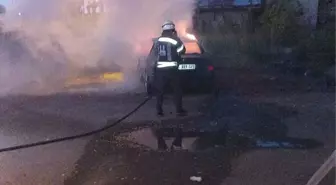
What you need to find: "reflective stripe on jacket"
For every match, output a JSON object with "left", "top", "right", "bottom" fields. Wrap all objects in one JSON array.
[{"left": 154, "top": 35, "right": 186, "bottom": 69}]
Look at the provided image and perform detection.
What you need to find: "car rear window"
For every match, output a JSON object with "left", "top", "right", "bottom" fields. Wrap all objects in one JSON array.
[{"left": 184, "top": 42, "right": 202, "bottom": 54}]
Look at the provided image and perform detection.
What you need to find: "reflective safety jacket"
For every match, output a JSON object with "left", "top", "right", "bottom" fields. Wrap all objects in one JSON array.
[{"left": 153, "top": 35, "right": 186, "bottom": 70}]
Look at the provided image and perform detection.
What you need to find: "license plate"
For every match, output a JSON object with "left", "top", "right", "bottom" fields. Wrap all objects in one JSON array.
[{"left": 178, "top": 64, "right": 196, "bottom": 70}]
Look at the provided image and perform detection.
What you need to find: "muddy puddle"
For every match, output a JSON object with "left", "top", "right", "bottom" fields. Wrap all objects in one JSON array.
[{"left": 116, "top": 127, "right": 323, "bottom": 152}]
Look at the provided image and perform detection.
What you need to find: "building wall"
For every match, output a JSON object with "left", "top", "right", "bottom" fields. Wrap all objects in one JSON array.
[
  {"left": 317, "top": 0, "right": 335, "bottom": 26},
  {"left": 193, "top": 0, "right": 263, "bottom": 33},
  {"left": 298, "top": 0, "right": 319, "bottom": 26},
  {"left": 194, "top": 10, "right": 253, "bottom": 33},
  {"left": 194, "top": 10, "right": 252, "bottom": 33}
]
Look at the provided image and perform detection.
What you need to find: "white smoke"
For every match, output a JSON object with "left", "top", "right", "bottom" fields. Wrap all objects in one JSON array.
[{"left": 0, "top": 0, "right": 194, "bottom": 95}]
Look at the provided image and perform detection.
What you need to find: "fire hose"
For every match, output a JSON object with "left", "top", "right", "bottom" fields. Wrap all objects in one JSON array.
[{"left": 0, "top": 96, "right": 152, "bottom": 153}]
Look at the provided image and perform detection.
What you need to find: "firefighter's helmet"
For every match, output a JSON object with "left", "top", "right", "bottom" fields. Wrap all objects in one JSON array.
[{"left": 162, "top": 20, "right": 175, "bottom": 31}]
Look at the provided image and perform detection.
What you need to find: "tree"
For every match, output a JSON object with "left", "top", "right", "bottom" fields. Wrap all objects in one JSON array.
[{"left": 259, "top": 0, "right": 304, "bottom": 48}]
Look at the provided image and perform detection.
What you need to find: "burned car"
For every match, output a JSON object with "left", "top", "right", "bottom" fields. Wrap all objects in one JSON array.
[{"left": 137, "top": 33, "right": 215, "bottom": 95}]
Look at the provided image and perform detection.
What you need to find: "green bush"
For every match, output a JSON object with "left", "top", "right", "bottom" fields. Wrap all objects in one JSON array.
[
  {"left": 200, "top": 33, "right": 251, "bottom": 68},
  {"left": 259, "top": 0, "right": 306, "bottom": 47},
  {"left": 199, "top": 0, "right": 335, "bottom": 72},
  {"left": 297, "top": 24, "right": 335, "bottom": 74}
]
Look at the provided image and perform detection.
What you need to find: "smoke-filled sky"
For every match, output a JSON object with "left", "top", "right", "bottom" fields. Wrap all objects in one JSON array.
[
  {"left": 0, "top": 0, "right": 195, "bottom": 95},
  {"left": 0, "top": 0, "right": 9, "bottom": 5}
]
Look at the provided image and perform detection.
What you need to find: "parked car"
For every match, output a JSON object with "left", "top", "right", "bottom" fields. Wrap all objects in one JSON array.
[{"left": 137, "top": 33, "right": 216, "bottom": 95}]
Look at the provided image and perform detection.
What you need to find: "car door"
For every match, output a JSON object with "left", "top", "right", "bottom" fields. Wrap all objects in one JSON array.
[{"left": 145, "top": 45, "right": 156, "bottom": 79}]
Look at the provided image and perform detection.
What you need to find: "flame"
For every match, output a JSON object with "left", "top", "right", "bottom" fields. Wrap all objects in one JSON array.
[
  {"left": 185, "top": 33, "right": 197, "bottom": 41},
  {"left": 134, "top": 19, "right": 196, "bottom": 56},
  {"left": 175, "top": 20, "right": 189, "bottom": 36},
  {"left": 175, "top": 20, "right": 197, "bottom": 41},
  {"left": 184, "top": 42, "right": 201, "bottom": 54}
]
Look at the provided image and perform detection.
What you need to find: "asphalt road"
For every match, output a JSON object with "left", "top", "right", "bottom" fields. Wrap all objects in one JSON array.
[
  {"left": 0, "top": 84, "right": 210, "bottom": 185},
  {"left": 0, "top": 79, "right": 334, "bottom": 185},
  {"left": 63, "top": 91, "right": 334, "bottom": 185}
]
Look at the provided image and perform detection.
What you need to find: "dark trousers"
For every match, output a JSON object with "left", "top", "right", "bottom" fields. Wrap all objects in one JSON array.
[{"left": 154, "top": 70, "right": 183, "bottom": 113}]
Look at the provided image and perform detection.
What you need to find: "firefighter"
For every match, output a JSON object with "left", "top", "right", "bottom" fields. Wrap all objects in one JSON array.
[{"left": 152, "top": 20, "right": 187, "bottom": 117}]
